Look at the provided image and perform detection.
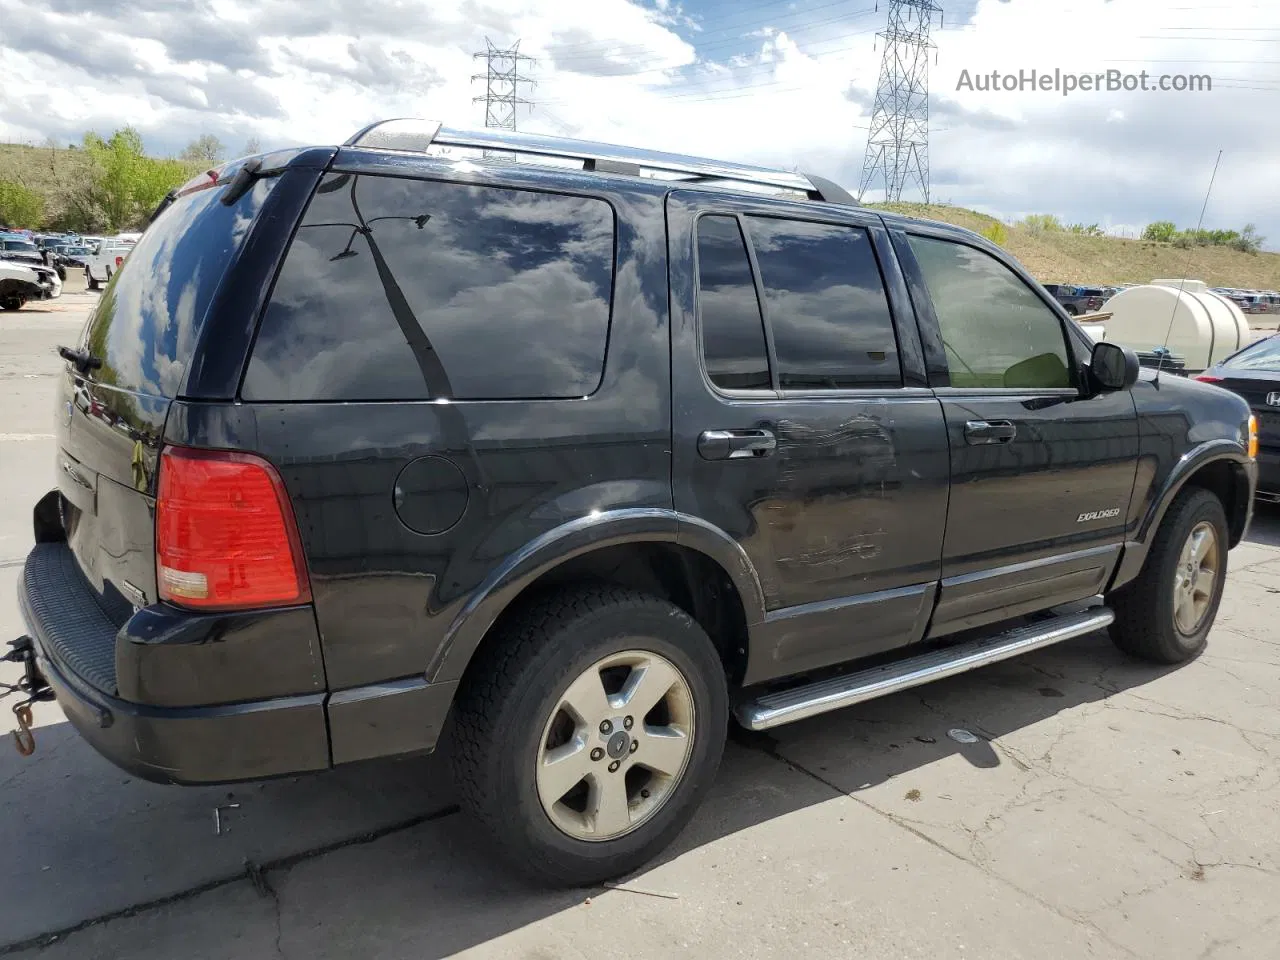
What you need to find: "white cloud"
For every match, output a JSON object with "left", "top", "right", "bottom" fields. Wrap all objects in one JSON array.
[{"left": 0, "top": 0, "right": 1276, "bottom": 247}]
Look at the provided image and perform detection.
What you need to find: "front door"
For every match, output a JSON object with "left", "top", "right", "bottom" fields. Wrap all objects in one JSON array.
[
  {"left": 893, "top": 230, "right": 1140, "bottom": 638},
  {"left": 667, "top": 191, "right": 949, "bottom": 685}
]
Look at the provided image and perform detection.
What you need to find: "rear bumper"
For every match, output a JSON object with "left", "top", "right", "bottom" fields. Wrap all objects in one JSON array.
[
  {"left": 17, "top": 539, "right": 459, "bottom": 783},
  {"left": 18, "top": 542, "right": 330, "bottom": 784},
  {"left": 30, "top": 649, "right": 329, "bottom": 785}
]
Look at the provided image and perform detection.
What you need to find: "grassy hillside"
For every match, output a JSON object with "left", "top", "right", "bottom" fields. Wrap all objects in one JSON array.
[
  {"left": 4, "top": 141, "right": 1277, "bottom": 289},
  {"left": 0, "top": 143, "right": 96, "bottom": 229},
  {"left": 872, "top": 202, "right": 1280, "bottom": 290}
]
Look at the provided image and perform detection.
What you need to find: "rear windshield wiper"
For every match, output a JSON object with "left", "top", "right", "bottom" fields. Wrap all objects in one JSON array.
[{"left": 57, "top": 345, "right": 103, "bottom": 374}]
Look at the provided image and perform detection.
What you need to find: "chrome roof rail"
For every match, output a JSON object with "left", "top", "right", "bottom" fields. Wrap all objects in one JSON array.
[{"left": 344, "top": 118, "right": 857, "bottom": 205}]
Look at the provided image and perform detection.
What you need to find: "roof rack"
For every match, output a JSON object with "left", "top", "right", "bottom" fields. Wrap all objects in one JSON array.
[{"left": 344, "top": 118, "right": 857, "bottom": 206}]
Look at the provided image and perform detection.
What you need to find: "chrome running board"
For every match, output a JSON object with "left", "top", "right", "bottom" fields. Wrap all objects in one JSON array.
[{"left": 734, "top": 608, "right": 1114, "bottom": 731}]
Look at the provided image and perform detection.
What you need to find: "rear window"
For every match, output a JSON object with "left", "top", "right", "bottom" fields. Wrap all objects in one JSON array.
[
  {"left": 242, "top": 172, "right": 616, "bottom": 402},
  {"left": 1223, "top": 336, "right": 1280, "bottom": 371},
  {"left": 81, "top": 177, "right": 279, "bottom": 397}
]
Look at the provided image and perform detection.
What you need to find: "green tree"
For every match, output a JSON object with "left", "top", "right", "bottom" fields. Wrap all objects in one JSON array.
[
  {"left": 1020, "top": 213, "right": 1062, "bottom": 233},
  {"left": 1142, "top": 220, "right": 1178, "bottom": 242},
  {"left": 1232, "top": 224, "right": 1264, "bottom": 254},
  {"left": 980, "top": 221, "right": 1008, "bottom": 246},
  {"left": 180, "top": 134, "right": 226, "bottom": 167},
  {"left": 79, "top": 127, "right": 195, "bottom": 231},
  {"left": 0, "top": 179, "right": 46, "bottom": 228}
]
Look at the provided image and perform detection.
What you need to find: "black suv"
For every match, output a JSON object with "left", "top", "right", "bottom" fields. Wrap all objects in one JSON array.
[{"left": 11, "top": 121, "right": 1259, "bottom": 885}]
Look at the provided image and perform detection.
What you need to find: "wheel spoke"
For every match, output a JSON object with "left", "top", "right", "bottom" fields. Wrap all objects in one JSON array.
[
  {"left": 638, "top": 725, "right": 690, "bottom": 778},
  {"left": 617, "top": 658, "right": 679, "bottom": 716},
  {"left": 1176, "top": 591, "right": 1196, "bottom": 631},
  {"left": 588, "top": 772, "right": 633, "bottom": 836},
  {"left": 559, "top": 668, "right": 611, "bottom": 726},
  {"left": 537, "top": 739, "right": 592, "bottom": 803},
  {"left": 1191, "top": 529, "right": 1211, "bottom": 564}
]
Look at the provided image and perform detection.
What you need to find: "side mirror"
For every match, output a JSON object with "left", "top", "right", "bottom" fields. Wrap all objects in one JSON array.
[{"left": 1090, "top": 341, "right": 1140, "bottom": 391}]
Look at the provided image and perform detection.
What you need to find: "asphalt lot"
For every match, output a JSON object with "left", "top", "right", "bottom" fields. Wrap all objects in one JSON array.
[{"left": 1, "top": 289, "right": 1279, "bottom": 959}]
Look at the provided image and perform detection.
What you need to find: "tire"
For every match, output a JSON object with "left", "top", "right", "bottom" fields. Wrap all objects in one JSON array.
[
  {"left": 451, "top": 585, "right": 729, "bottom": 886},
  {"left": 1109, "top": 486, "right": 1228, "bottom": 664},
  {"left": 1064, "top": 304, "right": 1079, "bottom": 316},
  {"left": 0, "top": 296, "right": 24, "bottom": 311},
  {"left": 86, "top": 270, "right": 99, "bottom": 291}
]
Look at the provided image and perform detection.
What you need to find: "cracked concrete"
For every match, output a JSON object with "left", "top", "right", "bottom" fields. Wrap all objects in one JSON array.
[{"left": 2, "top": 296, "right": 1279, "bottom": 958}]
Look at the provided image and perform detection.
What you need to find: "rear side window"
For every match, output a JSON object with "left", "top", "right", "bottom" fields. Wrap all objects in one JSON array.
[
  {"left": 908, "top": 235, "right": 1072, "bottom": 389},
  {"left": 81, "top": 178, "right": 279, "bottom": 397},
  {"left": 242, "top": 173, "right": 615, "bottom": 401},
  {"left": 696, "top": 215, "right": 771, "bottom": 390},
  {"left": 745, "top": 217, "right": 900, "bottom": 389}
]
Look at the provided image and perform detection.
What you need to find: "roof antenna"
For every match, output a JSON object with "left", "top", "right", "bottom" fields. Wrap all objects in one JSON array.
[{"left": 1155, "top": 149, "right": 1223, "bottom": 385}]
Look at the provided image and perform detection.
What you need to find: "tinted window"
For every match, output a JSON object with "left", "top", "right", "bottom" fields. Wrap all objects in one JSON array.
[
  {"left": 243, "top": 173, "right": 614, "bottom": 401},
  {"left": 81, "top": 176, "right": 279, "bottom": 397},
  {"left": 908, "top": 236, "right": 1072, "bottom": 389},
  {"left": 696, "top": 215, "right": 770, "bottom": 390},
  {"left": 1224, "top": 335, "right": 1280, "bottom": 371},
  {"left": 747, "top": 217, "right": 899, "bottom": 389}
]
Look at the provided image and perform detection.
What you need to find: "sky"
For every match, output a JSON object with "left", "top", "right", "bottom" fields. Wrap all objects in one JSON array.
[{"left": 1, "top": 0, "right": 1277, "bottom": 248}]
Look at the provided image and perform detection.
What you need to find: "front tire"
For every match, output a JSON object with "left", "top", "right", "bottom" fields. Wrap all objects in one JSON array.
[
  {"left": 451, "top": 585, "right": 729, "bottom": 886},
  {"left": 0, "top": 296, "right": 24, "bottom": 311},
  {"left": 1109, "top": 487, "right": 1228, "bottom": 663}
]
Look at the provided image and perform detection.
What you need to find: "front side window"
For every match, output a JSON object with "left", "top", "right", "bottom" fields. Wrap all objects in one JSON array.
[
  {"left": 746, "top": 217, "right": 900, "bottom": 389},
  {"left": 908, "top": 236, "right": 1072, "bottom": 389}
]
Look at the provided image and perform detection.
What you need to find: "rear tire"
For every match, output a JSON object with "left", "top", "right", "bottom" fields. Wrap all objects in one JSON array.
[
  {"left": 86, "top": 270, "right": 99, "bottom": 291},
  {"left": 1108, "top": 487, "right": 1228, "bottom": 664},
  {"left": 451, "top": 585, "right": 729, "bottom": 886},
  {"left": 0, "top": 296, "right": 24, "bottom": 311}
]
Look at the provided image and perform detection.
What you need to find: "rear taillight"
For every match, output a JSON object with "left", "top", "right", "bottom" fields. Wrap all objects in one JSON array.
[
  {"left": 1194, "top": 375, "right": 1223, "bottom": 383},
  {"left": 114, "top": 255, "right": 123, "bottom": 267},
  {"left": 156, "top": 446, "right": 311, "bottom": 610}
]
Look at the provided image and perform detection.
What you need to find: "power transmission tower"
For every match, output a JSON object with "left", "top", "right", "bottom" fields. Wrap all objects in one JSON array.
[
  {"left": 857, "top": 0, "right": 942, "bottom": 204},
  {"left": 471, "top": 39, "right": 536, "bottom": 132}
]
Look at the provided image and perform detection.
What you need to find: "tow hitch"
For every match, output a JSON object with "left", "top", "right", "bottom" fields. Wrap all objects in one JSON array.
[{"left": 2, "top": 637, "right": 54, "bottom": 756}]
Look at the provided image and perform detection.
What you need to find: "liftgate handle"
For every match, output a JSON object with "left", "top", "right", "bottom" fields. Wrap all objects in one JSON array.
[{"left": 698, "top": 429, "right": 777, "bottom": 461}]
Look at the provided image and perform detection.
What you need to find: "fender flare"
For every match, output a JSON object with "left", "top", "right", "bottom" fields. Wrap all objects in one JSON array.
[
  {"left": 1111, "top": 440, "right": 1252, "bottom": 589},
  {"left": 425, "top": 508, "right": 767, "bottom": 683},
  {"left": 1137, "top": 440, "right": 1251, "bottom": 543}
]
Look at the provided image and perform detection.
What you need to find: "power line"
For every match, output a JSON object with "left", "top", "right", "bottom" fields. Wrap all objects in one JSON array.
[{"left": 858, "top": 0, "right": 943, "bottom": 203}]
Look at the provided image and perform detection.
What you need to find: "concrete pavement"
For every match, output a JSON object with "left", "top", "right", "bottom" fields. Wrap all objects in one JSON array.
[{"left": 1, "top": 293, "right": 1279, "bottom": 959}]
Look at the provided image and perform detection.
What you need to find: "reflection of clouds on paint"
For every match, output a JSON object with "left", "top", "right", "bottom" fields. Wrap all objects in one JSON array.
[
  {"left": 87, "top": 178, "right": 279, "bottom": 398},
  {"left": 243, "top": 173, "right": 616, "bottom": 402}
]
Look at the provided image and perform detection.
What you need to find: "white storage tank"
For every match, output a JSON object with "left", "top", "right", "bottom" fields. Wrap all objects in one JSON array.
[{"left": 1098, "top": 279, "right": 1250, "bottom": 372}]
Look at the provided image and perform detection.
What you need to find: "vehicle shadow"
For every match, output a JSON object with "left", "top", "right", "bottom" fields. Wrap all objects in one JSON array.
[
  {"left": 257, "top": 628, "right": 1180, "bottom": 960},
  {"left": 7, "top": 506, "right": 1277, "bottom": 956},
  {"left": 1246, "top": 499, "right": 1280, "bottom": 548}
]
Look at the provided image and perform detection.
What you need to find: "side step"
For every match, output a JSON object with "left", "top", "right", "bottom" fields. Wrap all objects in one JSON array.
[{"left": 735, "top": 607, "right": 1114, "bottom": 731}]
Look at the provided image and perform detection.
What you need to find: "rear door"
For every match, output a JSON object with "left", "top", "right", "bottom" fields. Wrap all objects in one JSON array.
[
  {"left": 892, "top": 230, "right": 1140, "bottom": 638},
  {"left": 55, "top": 173, "right": 285, "bottom": 614},
  {"left": 667, "top": 191, "right": 948, "bottom": 684}
]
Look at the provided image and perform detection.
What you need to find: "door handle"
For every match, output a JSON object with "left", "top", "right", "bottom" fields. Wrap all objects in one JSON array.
[
  {"left": 698, "top": 428, "right": 777, "bottom": 460},
  {"left": 964, "top": 420, "right": 1017, "bottom": 444}
]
